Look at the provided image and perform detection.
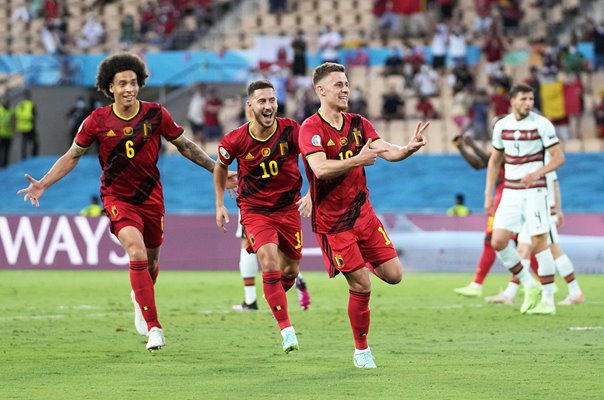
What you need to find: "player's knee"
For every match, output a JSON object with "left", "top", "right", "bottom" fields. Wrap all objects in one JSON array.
[
  {"left": 386, "top": 271, "right": 402, "bottom": 285},
  {"left": 491, "top": 238, "right": 507, "bottom": 251}
]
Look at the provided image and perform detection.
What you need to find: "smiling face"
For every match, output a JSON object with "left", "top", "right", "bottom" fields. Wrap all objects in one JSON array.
[
  {"left": 248, "top": 87, "right": 278, "bottom": 130},
  {"left": 109, "top": 70, "right": 139, "bottom": 110},
  {"left": 316, "top": 71, "right": 349, "bottom": 112},
  {"left": 510, "top": 90, "right": 534, "bottom": 120}
]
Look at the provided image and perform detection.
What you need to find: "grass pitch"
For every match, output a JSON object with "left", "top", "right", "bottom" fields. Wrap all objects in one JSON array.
[{"left": 1, "top": 270, "right": 603, "bottom": 400}]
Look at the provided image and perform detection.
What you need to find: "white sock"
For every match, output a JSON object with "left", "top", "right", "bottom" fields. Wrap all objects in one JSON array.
[
  {"left": 496, "top": 246, "right": 537, "bottom": 288},
  {"left": 240, "top": 248, "right": 258, "bottom": 304},
  {"left": 355, "top": 346, "right": 371, "bottom": 355},
  {"left": 536, "top": 248, "right": 556, "bottom": 278},
  {"left": 502, "top": 281, "right": 520, "bottom": 299},
  {"left": 541, "top": 283, "right": 555, "bottom": 305},
  {"left": 567, "top": 280, "right": 582, "bottom": 298},
  {"left": 555, "top": 254, "right": 583, "bottom": 297}
]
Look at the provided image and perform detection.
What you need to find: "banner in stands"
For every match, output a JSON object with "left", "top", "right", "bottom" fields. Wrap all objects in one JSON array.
[{"left": 1, "top": 214, "right": 603, "bottom": 273}]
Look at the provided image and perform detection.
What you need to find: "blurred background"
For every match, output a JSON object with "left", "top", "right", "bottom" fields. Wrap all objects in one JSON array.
[{"left": 1, "top": 0, "right": 603, "bottom": 271}]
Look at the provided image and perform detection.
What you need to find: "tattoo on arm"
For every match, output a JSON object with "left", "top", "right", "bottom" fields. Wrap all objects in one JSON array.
[
  {"left": 174, "top": 137, "right": 216, "bottom": 172},
  {"left": 69, "top": 145, "right": 86, "bottom": 160}
]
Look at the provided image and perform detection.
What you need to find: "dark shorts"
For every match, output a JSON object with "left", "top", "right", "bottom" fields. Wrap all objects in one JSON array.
[
  {"left": 316, "top": 209, "right": 397, "bottom": 278},
  {"left": 104, "top": 199, "right": 164, "bottom": 248},
  {"left": 241, "top": 209, "right": 302, "bottom": 260}
]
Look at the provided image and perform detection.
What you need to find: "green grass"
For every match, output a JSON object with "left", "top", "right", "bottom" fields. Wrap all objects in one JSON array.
[{"left": 1, "top": 270, "right": 603, "bottom": 400}]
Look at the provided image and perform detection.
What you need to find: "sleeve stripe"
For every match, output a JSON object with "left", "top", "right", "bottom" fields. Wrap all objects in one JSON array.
[
  {"left": 304, "top": 150, "right": 325, "bottom": 159},
  {"left": 169, "top": 129, "right": 186, "bottom": 143},
  {"left": 544, "top": 141, "right": 560, "bottom": 150},
  {"left": 217, "top": 159, "right": 229, "bottom": 166},
  {"left": 73, "top": 140, "right": 88, "bottom": 150}
]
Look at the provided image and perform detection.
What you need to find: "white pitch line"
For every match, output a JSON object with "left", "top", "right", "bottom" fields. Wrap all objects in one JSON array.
[{"left": 568, "top": 326, "right": 604, "bottom": 331}]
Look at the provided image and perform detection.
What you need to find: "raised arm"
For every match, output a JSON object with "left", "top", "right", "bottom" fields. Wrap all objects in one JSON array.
[
  {"left": 453, "top": 134, "right": 489, "bottom": 169},
  {"left": 371, "top": 121, "right": 429, "bottom": 162},
  {"left": 306, "top": 138, "right": 387, "bottom": 180},
  {"left": 17, "top": 144, "right": 86, "bottom": 207}
]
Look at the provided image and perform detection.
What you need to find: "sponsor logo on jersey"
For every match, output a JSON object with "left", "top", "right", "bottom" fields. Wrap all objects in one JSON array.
[
  {"left": 262, "top": 147, "right": 271, "bottom": 157},
  {"left": 107, "top": 129, "right": 116, "bottom": 137},
  {"left": 311, "top": 134, "right": 321, "bottom": 147},
  {"left": 245, "top": 152, "right": 255, "bottom": 159},
  {"left": 339, "top": 137, "right": 348, "bottom": 146},
  {"left": 123, "top": 127, "right": 134, "bottom": 136},
  {"left": 219, "top": 147, "right": 230, "bottom": 160},
  {"left": 327, "top": 139, "right": 335, "bottom": 146}
]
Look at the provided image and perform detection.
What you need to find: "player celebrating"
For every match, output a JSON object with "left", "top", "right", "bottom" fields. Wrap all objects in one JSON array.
[
  {"left": 298, "top": 62, "right": 429, "bottom": 369},
  {"left": 214, "top": 79, "right": 311, "bottom": 354},
  {"left": 17, "top": 52, "right": 236, "bottom": 351},
  {"left": 485, "top": 83, "right": 564, "bottom": 315}
]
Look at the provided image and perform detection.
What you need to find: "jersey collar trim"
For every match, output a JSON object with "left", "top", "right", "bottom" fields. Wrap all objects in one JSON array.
[
  {"left": 248, "top": 120, "right": 278, "bottom": 142},
  {"left": 112, "top": 100, "right": 141, "bottom": 121},
  {"left": 317, "top": 111, "right": 344, "bottom": 132}
]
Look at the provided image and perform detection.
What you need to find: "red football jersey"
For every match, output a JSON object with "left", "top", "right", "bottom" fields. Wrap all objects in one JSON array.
[
  {"left": 75, "top": 101, "right": 184, "bottom": 206},
  {"left": 217, "top": 117, "right": 302, "bottom": 214},
  {"left": 299, "top": 112, "right": 380, "bottom": 234}
]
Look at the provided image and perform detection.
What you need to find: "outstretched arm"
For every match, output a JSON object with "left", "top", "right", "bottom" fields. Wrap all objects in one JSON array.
[
  {"left": 453, "top": 134, "right": 489, "bottom": 169},
  {"left": 372, "top": 121, "right": 430, "bottom": 162},
  {"left": 172, "top": 135, "right": 237, "bottom": 193},
  {"left": 17, "top": 144, "right": 85, "bottom": 207},
  {"left": 305, "top": 138, "right": 387, "bottom": 180}
]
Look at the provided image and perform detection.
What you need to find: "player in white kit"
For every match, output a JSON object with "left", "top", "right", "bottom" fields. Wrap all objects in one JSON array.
[{"left": 485, "top": 83, "right": 564, "bottom": 315}]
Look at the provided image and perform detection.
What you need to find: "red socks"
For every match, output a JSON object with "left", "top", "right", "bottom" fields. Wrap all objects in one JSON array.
[
  {"left": 262, "top": 271, "right": 291, "bottom": 329},
  {"left": 473, "top": 239, "right": 496, "bottom": 284},
  {"left": 281, "top": 274, "right": 296, "bottom": 292},
  {"left": 348, "top": 290, "right": 371, "bottom": 350},
  {"left": 130, "top": 260, "right": 161, "bottom": 330}
]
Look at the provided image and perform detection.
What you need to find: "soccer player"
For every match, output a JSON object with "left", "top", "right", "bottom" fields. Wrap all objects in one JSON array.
[
  {"left": 214, "top": 79, "right": 311, "bottom": 354},
  {"left": 17, "top": 52, "right": 236, "bottom": 351},
  {"left": 485, "top": 83, "right": 564, "bottom": 315},
  {"left": 298, "top": 62, "right": 429, "bottom": 369}
]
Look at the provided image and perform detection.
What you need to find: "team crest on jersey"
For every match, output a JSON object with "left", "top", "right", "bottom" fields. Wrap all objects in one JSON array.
[
  {"left": 107, "top": 129, "right": 116, "bottom": 137},
  {"left": 262, "top": 147, "right": 271, "bottom": 157},
  {"left": 219, "top": 147, "right": 230, "bottom": 160},
  {"left": 123, "top": 127, "right": 134, "bottom": 136},
  {"left": 245, "top": 152, "right": 255, "bottom": 160},
  {"left": 339, "top": 137, "right": 348, "bottom": 146},
  {"left": 327, "top": 139, "right": 335, "bottom": 146},
  {"left": 513, "top": 130, "right": 521, "bottom": 141},
  {"left": 311, "top": 134, "right": 321, "bottom": 147}
]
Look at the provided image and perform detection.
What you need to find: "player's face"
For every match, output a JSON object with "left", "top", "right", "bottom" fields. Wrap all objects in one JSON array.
[
  {"left": 318, "top": 72, "right": 349, "bottom": 112},
  {"left": 109, "top": 70, "right": 139, "bottom": 108},
  {"left": 510, "top": 91, "right": 534, "bottom": 119},
  {"left": 248, "top": 87, "right": 277, "bottom": 129}
]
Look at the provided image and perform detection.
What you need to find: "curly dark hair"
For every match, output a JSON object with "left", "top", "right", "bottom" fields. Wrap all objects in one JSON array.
[{"left": 96, "top": 53, "right": 149, "bottom": 99}]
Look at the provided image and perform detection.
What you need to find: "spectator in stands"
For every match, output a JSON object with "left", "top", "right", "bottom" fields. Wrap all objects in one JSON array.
[
  {"left": 120, "top": 15, "right": 138, "bottom": 48},
  {"left": 139, "top": 1, "right": 157, "bottom": 40},
  {"left": 498, "top": 0, "right": 522, "bottom": 36},
  {"left": 540, "top": 45, "right": 560, "bottom": 81},
  {"left": 483, "top": 26, "right": 507, "bottom": 82},
  {"left": 291, "top": 30, "right": 307, "bottom": 77},
  {"left": 430, "top": 22, "right": 448, "bottom": 74},
  {"left": 593, "top": 20, "right": 604, "bottom": 72},
  {"left": 490, "top": 85, "right": 510, "bottom": 117},
  {"left": 370, "top": 0, "right": 398, "bottom": 42},
  {"left": 382, "top": 46, "right": 404, "bottom": 76},
  {"left": 0, "top": 98, "right": 14, "bottom": 168},
  {"left": 202, "top": 88, "right": 224, "bottom": 145},
  {"left": 413, "top": 64, "right": 439, "bottom": 97},
  {"left": 467, "top": 88, "right": 490, "bottom": 141},
  {"left": 268, "top": 0, "right": 287, "bottom": 15},
  {"left": 15, "top": 91, "right": 39, "bottom": 161},
  {"left": 381, "top": 85, "right": 406, "bottom": 121},
  {"left": 187, "top": 85, "right": 206, "bottom": 146},
  {"left": 449, "top": 62, "right": 475, "bottom": 89},
  {"left": 473, "top": 0, "right": 494, "bottom": 35},
  {"left": 348, "top": 87, "right": 368, "bottom": 116},
  {"left": 318, "top": 25, "right": 342, "bottom": 64},
  {"left": 415, "top": 95, "right": 439, "bottom": 119},
  {"left": 77, "top": 13, "right": 106, "bottom": 49},
  {"left": 524, "top": 66, "right": 541, "bottom": 111},
  {"left": 80, "top": 195, "right": 103, "bottom": 217},
  {"left": 595, "top": 90, "right": 604, "bottom": 139},
  {"left": 448, "top": 23, "right": 468, "bottom": 67},
  {"left": 447, "top": 193, "right": 470, "bottom": 216},
  {"left": 66, "top": 96, "right": 90, "bottom": 144},
  {"left": 29, "top": 0, "right": 44, "bottom": 19},
  {"left": 11, "top": 5, "right": 30, "bottom": 23},
  {"left": 40, "top": 20, "right": 64, "bottom": 55},
  {"left": 436, "top": 0, "right": 456, "bottom": 22},
  {"left": 393, "top": 0, "right": 427, "bottom": 38},
  {"left": 43, "top": 0, "right": 61, "bottom": 23},
  {"left": 560, "top": 46, "right": 587, "bottom": 77},
  {"left": 451, "top": 83, "right": 472, "bottom": 129}
]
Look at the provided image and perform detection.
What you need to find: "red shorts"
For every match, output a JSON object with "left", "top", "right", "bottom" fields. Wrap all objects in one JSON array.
[
  {"left": 316, "top": 209, "right": 397, "bottom": 278},
  {"left": 241, "top": 210, "right": 302, "bottom": 260},
  {"left": 104, "top": 199, "right": 164, "bottom": 248}
]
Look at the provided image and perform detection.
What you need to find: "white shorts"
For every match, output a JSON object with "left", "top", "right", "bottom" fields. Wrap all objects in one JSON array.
[
  {"left": 518, "top": 214, "right": 559, "bottom": 245},
  {"left": 493, "top": 188, "right": 551, "bottom": 236}
]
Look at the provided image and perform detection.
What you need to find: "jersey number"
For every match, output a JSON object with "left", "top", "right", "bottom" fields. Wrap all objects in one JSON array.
[
  {"left": 125, "top": 140, "right": 135, "bottom": 158},
  {"left": 338, "top": 150, "right": 353, "bottom": 160},
  {"left": 377, "top": 226, "right": 391, "bottom": 246},
  {"left": 259, "top": 160, "right": 279, "bottom": 178}
]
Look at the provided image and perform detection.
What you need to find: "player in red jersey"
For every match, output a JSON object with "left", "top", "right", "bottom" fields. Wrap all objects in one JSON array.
[
  {"left": 298, "top": 62, "right": 429, "bottom": 368},
  {"left": 214, "top": 79, "right": 311, "bottom": 354},
  {"left": 17, "top": 52, "right": 236, "bottom": 352}
]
